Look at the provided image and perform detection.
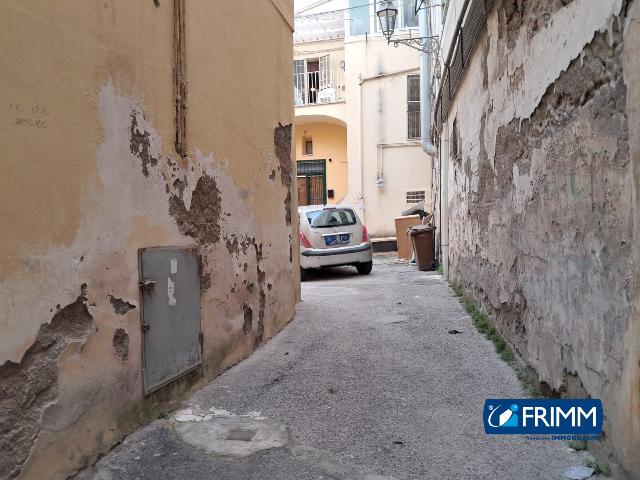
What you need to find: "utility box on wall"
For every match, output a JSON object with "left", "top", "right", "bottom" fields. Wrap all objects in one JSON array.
[{"left": 138, "top": 246, "right": 202, "bottom": 394}]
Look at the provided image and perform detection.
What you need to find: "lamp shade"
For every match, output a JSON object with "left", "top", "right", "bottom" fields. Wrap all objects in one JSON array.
[{"left": 376, "top": 0, "right": 398, "bottom": 41}]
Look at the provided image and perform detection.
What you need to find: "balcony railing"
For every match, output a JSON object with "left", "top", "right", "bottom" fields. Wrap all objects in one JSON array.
[{"left": 294, "top": 69, "right": 345, "bottom": 106}]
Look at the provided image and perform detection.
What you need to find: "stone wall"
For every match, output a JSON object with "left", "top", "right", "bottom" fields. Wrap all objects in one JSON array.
[{"left": 435, "top": 0, "right": 639, "bottom": 476}]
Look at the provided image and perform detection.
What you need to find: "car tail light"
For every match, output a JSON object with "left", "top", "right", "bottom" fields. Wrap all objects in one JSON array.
[
  {"left": 299, "top": 232, "right": 312, "bottom": 248},
  {"left": 362, "top": 225, "right": 369, "bottom": 242}
]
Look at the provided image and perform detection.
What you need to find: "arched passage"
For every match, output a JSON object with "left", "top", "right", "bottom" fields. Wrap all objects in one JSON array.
[{"left": 294, "top": 115, "right": 347, "bottom": 206}]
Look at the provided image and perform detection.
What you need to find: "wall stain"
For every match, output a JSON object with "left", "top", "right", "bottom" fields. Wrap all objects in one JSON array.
[
  {"left": 168, "top": 174, "right": 222, "bottom": 244},
  {"left": 225, "top": 235, "right": 239, "bottom": 255},
  {"left": 129, "top": 112, "right": 159, "bottom": 177},
  {"left": 242, "top": 304, "right": 253, "bottom": 334},
  {"left": 274, "top": 123, "right": 293, "bottom": 225},
  {"left": 254, "top": 242, "right": 266, "bottom": 348},
  {"left": 498, "top": 0, "right": 577, "bottom": 51},
  {"left": 108, "top": 295, "right": 136, "bottom": 316},
  {"left": 112, "top": 328, "right": 130, "bottom": 361}
]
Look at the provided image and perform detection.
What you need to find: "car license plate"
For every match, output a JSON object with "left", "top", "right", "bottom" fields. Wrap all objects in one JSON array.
[{"left": 324, "top": 233, "right": 350, "bottom": 246}]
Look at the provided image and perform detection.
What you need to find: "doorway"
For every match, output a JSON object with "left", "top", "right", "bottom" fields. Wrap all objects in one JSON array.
[
  {"left": 297, "top": 159, "right": 326, "bottom": 206},
  {"left": 306, "top": 59, "right": 319, "bottom": 104}
]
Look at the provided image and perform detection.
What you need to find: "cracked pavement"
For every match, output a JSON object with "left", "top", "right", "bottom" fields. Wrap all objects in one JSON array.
[{"left": 80, "top": 255, "right": 596, "bottom": 480}]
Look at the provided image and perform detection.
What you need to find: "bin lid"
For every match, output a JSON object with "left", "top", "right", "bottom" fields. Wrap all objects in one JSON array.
[{"left": 409, "top": 224, "right": 435, "bottom": 235}]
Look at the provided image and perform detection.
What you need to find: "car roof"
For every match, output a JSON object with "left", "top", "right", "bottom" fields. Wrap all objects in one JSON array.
[{"left": 298, "top": 205, "right": 353, "bottom": 212}]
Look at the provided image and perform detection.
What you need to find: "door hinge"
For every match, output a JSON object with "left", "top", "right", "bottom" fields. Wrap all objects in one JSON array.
[
  {"left": 199, "top": 332, "right": 204, "bottom": 352},
  {"left": 142, "top": 323, "right": 151, "bottom": 333}
]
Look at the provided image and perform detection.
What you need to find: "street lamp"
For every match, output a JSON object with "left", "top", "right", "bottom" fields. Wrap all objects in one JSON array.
[
  {"left": 376, "top": 0, "right": 439, "bottom": 55},
  {"left": 415, "top": 0, "right": 428, "bottom": 14},
  {"left": 376, "top": 1, "right": 397, "bottom": 42}
]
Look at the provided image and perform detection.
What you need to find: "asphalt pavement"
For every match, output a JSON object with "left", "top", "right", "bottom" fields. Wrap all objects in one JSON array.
[{"left": 80, "top": 254, "right": 597, "bottom": 480}]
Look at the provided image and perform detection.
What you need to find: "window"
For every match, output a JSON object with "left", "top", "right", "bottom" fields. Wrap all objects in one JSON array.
[
  {"left": 406, "top": 190, "right": 426, "bottom": 204},
  {"left": 294, "top": 56, "right": 333, "bottom": 105},
  {"left": 349, "top": 0, "right": 370, "bottom": 36},
  {"left": 293, "top": 59, "right": 305, "bottom": 106},
  {"left": 306, "top": 208, "right": 357, "bottom": 228},
  {"left": 400, "top": 0, "right": 418, "bottom": 28},
  {"left": 407, "top": 75, "right": 421, "bottom": 139},
  {"left": 374, "top": 0, "right": 418, "bottom": 31},
  {"left": 304, "top": 139, "right": 313, "bottom": 155}
]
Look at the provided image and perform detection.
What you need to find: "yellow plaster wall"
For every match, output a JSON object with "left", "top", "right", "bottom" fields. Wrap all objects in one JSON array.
[{"left": 0, "top": 1, "right": 296, "bottom": 478}]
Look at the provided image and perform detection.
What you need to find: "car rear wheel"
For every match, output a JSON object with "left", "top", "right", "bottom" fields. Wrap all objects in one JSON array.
[
  {"left": 300, "top": 267, "right": 308, "bottom": 282},
  {"left": 356, "top": 261, "right": 372, "bottom": 275}
]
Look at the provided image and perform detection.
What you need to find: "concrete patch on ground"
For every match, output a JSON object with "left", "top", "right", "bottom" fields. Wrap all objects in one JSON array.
[
  {"left": 169, "top": 406, "right": 398, "bottom": 479},
  {"left": 174, "top": 416, "right": 289, "bottom": 457}
]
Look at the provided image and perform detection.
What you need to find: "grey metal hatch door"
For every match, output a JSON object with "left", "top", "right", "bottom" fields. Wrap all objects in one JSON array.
[{"left": 139, "top": 246, "right": 201, "bottom": 394}]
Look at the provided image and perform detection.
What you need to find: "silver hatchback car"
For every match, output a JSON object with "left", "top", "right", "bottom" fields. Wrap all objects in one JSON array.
[{"left": 298, "top": 205, "right": 373, "bottom": 280}]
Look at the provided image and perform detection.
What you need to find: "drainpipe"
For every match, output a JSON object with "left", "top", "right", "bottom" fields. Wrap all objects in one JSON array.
[
  {"left": 441, "top": 119, "right": 449, "bottom": 280},
  {"left": 419, "top": 4, "right": 437, "bottom": 158}
]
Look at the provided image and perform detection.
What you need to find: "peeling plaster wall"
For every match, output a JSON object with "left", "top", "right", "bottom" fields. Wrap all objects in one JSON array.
[
  {"left": 0, "top": 1, "right": 296, "bottom": 479},
  {"left": 435, "top": 0, "right": 639, "bottom": 477}
]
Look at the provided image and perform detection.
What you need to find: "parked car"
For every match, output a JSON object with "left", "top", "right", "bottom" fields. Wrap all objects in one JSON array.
[{"left": 298, "top": 205, "right": 373, "bottom": 281}]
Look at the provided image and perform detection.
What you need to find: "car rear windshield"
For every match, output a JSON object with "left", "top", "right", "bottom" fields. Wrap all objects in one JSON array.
[{"left": 306, "top": 208, "right": 357, "bottom": 228}]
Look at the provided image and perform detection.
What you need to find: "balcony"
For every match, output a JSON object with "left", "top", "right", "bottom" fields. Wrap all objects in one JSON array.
[{"left": 294, "top": 68, "right": 345, "bottom": 107}]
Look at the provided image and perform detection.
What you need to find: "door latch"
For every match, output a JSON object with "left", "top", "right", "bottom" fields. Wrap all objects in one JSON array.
[{"left": 139, "top": 280, "right": 156, "bottom": 290}]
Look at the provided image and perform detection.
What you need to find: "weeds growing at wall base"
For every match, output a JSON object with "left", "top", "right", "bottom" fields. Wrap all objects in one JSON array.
[
  {"left": 448, "top": 281, "right": 543, "bottom": 398},
  {"left": 585, "top": 458, "right": 611, "bottom": 477}
]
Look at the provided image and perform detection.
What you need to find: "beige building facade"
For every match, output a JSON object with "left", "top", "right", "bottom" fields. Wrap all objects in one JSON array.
[
  {"left": 0, "top": 1, "right": 297, "bottom": 478},
  {"left": 431, "top": 0, "right": 640, "bottom": 477},
  {"left": 293, "top": 0, "right": 433, "bottom": 237}
]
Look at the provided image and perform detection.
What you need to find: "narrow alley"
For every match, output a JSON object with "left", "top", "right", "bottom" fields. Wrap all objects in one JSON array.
[
  {"left": 81, "top": 256, "right": 594, "bottom": 480},
  {"left": 2, "top": 1, "right": 639, "bottom": 478}
]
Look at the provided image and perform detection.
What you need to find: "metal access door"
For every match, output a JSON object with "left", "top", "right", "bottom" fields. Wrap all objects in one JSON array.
[{"left": 139, "top": 246, "right": 201, "bottom": 394}]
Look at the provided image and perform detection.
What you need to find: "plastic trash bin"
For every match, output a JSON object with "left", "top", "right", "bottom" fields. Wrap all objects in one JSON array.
[
  {"left": 409, "top": 225, "right": 435, "bottom": 271},
  {"left": 394, "top": 215, "right": 421, "bottom": 259}
]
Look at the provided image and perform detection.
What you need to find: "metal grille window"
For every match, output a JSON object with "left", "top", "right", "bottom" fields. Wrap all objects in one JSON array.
[
  {"left": 406, "top": 190, "right": 426, "bottom": 204},
  {"left": 297, "top": 160, "right": 327, "bottom": 206},
  {"left": 407, "top": 75, "right": 421, "bottom": 140}
]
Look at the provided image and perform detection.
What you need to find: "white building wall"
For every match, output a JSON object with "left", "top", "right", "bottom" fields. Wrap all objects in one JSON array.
[{"left": 294, "top": 0, "right": 434, "bottom": 237}]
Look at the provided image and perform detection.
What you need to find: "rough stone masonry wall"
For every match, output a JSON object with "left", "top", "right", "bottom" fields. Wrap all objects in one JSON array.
[
  {"left": 0, "top": 2, "right": 297, "bottom": 479},
  {"left": 441, "top": 0, "right": 639, "bottom": 477}
]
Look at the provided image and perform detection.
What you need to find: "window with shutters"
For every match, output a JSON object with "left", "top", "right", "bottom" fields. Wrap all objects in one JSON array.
[{"left": 407, "top": 75, "right": 421, "bottom": 140}]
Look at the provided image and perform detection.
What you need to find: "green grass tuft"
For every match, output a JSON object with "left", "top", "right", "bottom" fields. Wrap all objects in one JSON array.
[
  {"left": 585, "top": 458, "right": 611, "bottom": 476},
  {"left": 448, "top": 279, "right": 546, "bottom": 399},
  {"left": 567, "top": 440, "right": 588, "bottom": 451}
]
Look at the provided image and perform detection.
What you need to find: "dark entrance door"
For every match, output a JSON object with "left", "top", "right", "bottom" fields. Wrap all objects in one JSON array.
[{"left": 297, "top": 159, "right": 326, "bottom": 206}]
